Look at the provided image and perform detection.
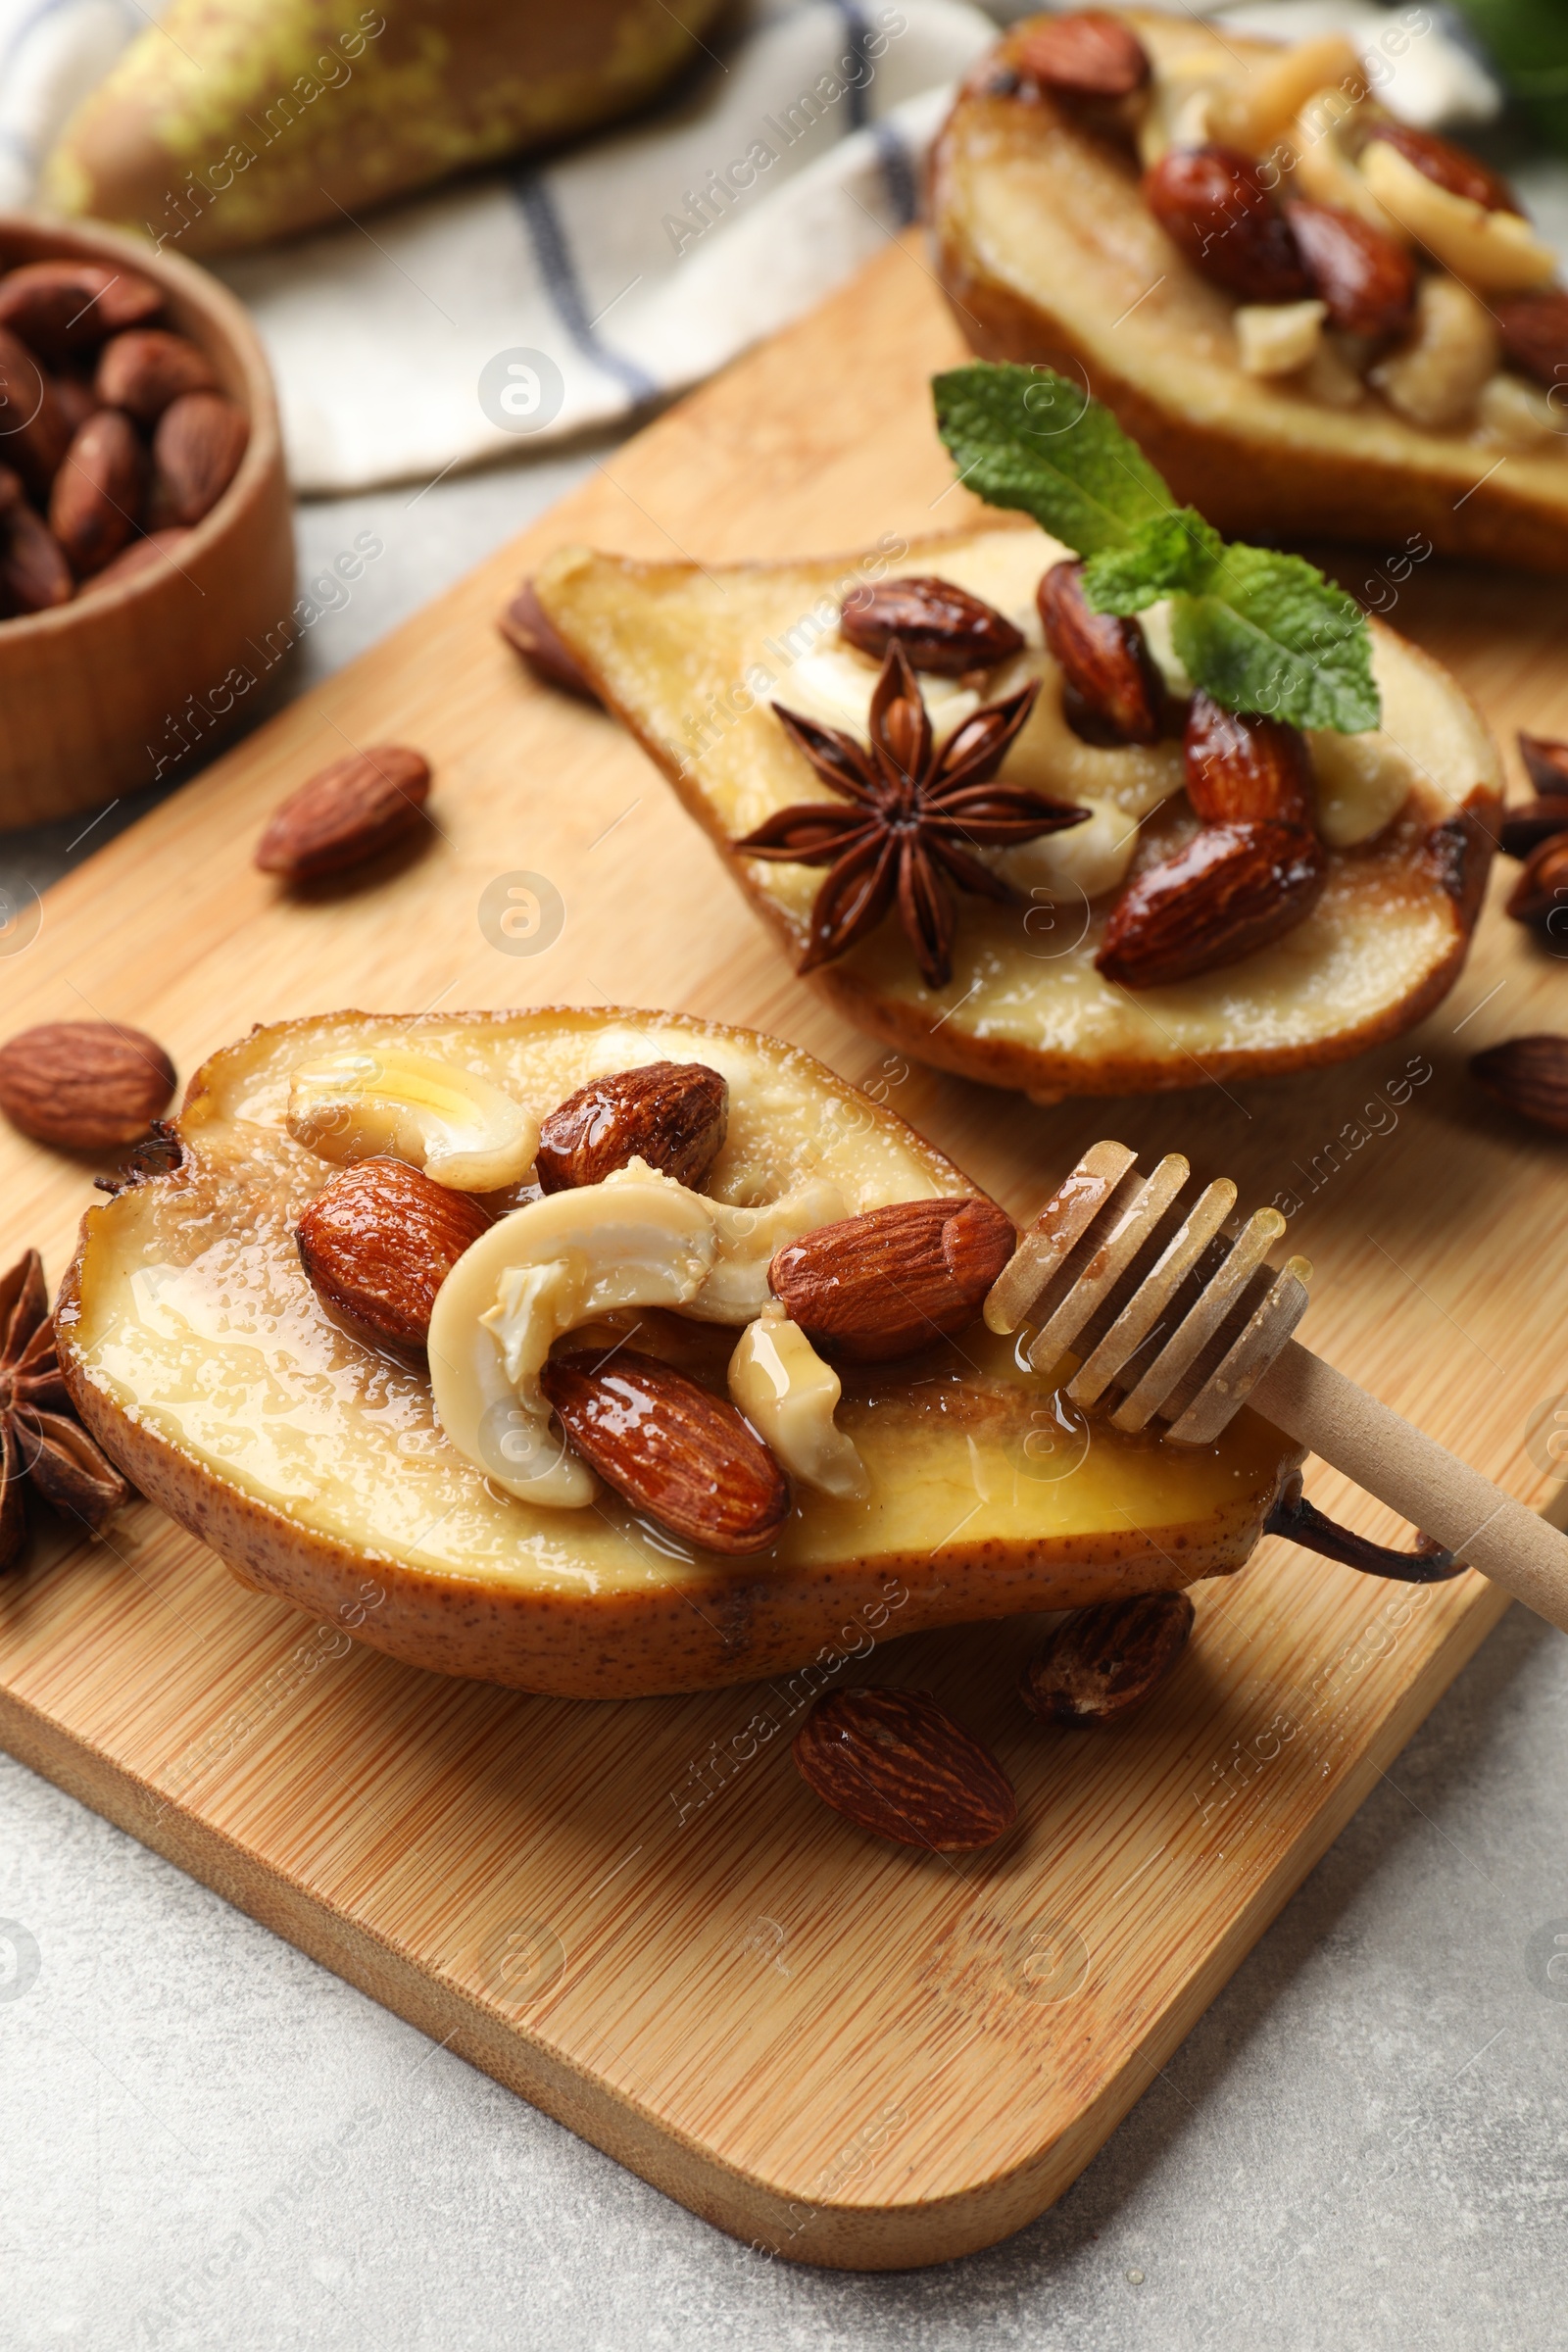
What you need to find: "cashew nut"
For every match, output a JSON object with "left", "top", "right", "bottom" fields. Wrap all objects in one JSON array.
[
  {"left": 1360, "top": 141, "right": 1556, "bottom": 295},
  {"left": 288, "top": 1046, "right": 539, "bottom": 1192},
  {"left": 728, "top": 1304, "right": 868, "bottom": 1500}
]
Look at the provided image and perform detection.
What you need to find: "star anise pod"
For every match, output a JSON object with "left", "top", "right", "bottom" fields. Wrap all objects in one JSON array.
[
  {"left": 0, "top": 1249, "right": 129, "bottom": 1573},
  {"left": 734, "top": 645, "right": 1089, "bottom": 989}
]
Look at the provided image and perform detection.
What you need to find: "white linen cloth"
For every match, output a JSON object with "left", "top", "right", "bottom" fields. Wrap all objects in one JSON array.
[{"left": 0, "top": 0, "right": 1509, "bottom": 492}]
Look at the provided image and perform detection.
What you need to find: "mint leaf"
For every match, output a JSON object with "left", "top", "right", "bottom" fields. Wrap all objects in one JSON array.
[
  {"left": 1170, "top": 546, "right": 1381, "bottom": 732},
  {"left": 933, "top": 363, "right": 1171, "bottom": 557},
  {"left": 1080, "top": 510, "right": 1224, "bottom": 613}
]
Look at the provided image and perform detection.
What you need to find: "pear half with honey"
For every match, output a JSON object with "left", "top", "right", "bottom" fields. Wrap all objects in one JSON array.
[
  {"left": 931, "top": 12, "right": 1568, "bottom": 570},
  {"left": 531, "top": 525, "right": 1499, "bottom": 1103},
  {"left": 56, "top": 1006, "right": 1300, "bottom": 1699}
]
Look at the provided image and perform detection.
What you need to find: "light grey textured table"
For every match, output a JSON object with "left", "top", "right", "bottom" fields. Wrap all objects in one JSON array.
[{"left": 3, "top": 445, "right": 1567, "bottom": 2352}]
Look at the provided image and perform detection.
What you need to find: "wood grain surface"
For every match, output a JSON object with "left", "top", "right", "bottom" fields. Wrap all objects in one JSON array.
[{"left": 2, "top": 235, "right": 1566, "bottom": 2269}]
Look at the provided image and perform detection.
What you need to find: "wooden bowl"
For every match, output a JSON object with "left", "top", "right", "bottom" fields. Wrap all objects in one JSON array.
[{"left": 0, "top": 214, "right": 294, "bottom": 828}]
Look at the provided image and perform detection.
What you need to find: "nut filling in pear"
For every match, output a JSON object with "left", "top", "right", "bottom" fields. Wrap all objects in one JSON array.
[{"left": 56, "top": 1008, "right": 1303, "bottom": 1698}]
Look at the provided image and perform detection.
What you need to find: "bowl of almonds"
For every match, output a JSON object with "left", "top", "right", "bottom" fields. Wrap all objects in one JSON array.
[{"left": 0, "top": 213, "right": 292, "bottom": 826}]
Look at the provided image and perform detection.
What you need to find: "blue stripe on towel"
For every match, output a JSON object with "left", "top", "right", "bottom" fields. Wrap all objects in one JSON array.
[
  {"left": 872, "top": 120, "right": 917, "bottom": 227},
  {"left": 511, "top": 172, "right": 659, "bottom": 404},
  {"left": 836, "top": 0, "right": 872, "bottom": 132}
]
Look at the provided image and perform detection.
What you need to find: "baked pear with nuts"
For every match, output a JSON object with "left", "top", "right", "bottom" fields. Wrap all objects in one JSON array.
[
  {"left": 56, "top": 1007, "right": 1301, "bottom": 1697},
  {"left": 932, "top": 11, "right": 1568, "bottom": 567},
  {"left": 529, "top": 522, "right": 1499, "bottom": 1100}
]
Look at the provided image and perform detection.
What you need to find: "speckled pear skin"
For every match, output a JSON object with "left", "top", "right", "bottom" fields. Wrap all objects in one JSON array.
[{"left": 42, "top": 0, "right": 725, "bottom": 257}]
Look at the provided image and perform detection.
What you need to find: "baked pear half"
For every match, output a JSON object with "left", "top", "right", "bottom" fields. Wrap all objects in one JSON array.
[
  {"left": 931, "top": 10, "right": 1568, "bottom": 568},
  {"left": 56, "top": 1007, "right": 1301, "bottom": 1698},
  {"left": 531, "top": 525, "right": 1499, "bottom": 1100}
]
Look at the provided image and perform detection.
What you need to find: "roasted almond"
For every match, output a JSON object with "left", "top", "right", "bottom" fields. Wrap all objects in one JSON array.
[
  {"left": 0, "top": 503, "right": 74, "bottom": 615},
  {"left": 793, "top": 1686, "right": 1017, "bottom": 1850},
  {"left": 51, "top": 372, "right": 101, "bottom": 436},
  {"left": 297, "top": 1158, "right": 490, "bottom": 1351},
  {"left": 95, "top": 327, "right": 219, "bottom": 426},
  {"left": 1363, "top": 123, "right": 1516, "bottom": 215},
  {"left": 769, "top": 1195, "right": 1014, "bottom": 1362},
  {"left": 1494, "top": 292, "right": 1568, "bottom": 393},
  {"left": 0, "top": 324, "right": 71, "bottom": 498},
  {"left": 1283, "top": 199, "right": 1415, "bottom": 338},
  {"left": 48, "top": 409, "right": 145, "bottom": 576},
  {"left": 1505, "top": 833, "right": 1568, "bottom": 928},
  {"left": 1039, "top": 560, "right": 1165, "bottom": 745},
  {"left": 76, "top": 526, "right": 194, "bottom": 598},
  {"left": 1469, "top": 1035, "right": 1568, "bottom": 1134},
  {"left": 498, "top": 579, "right": 599, "bottom": 699},
  {"left": 0, "top": 261, "right": 161, "bottom": 361},
  {"left": 535, "top": 1061, "right": 728, "bottom": 1193},
  {"left": 539, "top": 1348, "right": 790, "bottom": 1555},
  {"left": 839, "top": 574, "right": 1026, "bottom": 675},
  {"left": 1019, "top": 1590, "right": 1194, "bottom": 1726},
  {"left": 1495, "top": 797, "right": 1568, "bottom": 861},
  {"left": 1144, "top": 145, "right": 1309, "bottom": 304},
  {"left": 147, "top": 389, "right": 248, "bottom": 528},
  {"left": 254, "top": 746, "right": 432, "bottom": 881},
  {"left": 1096, "top": 818, "right": 1326, "bottom": 990},
  {"left": 1184, "top": 691, "right": 1313, "bottom": 827},
  {"left": 1012, "top": 10, "right": 1150, "bottom": 100},
  {"left": 1518, "top": 732, "right": 1568, "bottom": 799},
  {"left": 0, "top": 1020, "right": 175, "bottom": 1151}
]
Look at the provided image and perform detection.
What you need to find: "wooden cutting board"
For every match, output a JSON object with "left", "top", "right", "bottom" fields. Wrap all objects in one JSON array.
[{"left": 3, "top": 236, "right": 1567, "bottom": 2272}]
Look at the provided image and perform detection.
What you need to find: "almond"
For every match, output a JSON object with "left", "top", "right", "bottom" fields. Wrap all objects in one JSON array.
[
  {"left": 539, "top": 1348, "right": 790, "bottom": 1555},
  {"left": 147, "top": 389, "right": 248, "bottom": 528},
  {"left": 838, "top": 575, "right": 1025, "bottom": 675},
  {"left": 1494, "top": 292, "right": 1568, "bottom": 393},
  {"left": 51, "top": 372, "right": 101, "bottom": 435},
  {"left": 1283, "top": 199, "right": 1415, "bottom": 338},
  {"left": 48, "top": 409, "right": 145, "bottom": 576},
  {"left": 1096, "top": 818, "right": 1326, "bottom": 990},
  {"left": 1496, "top": 797, "right": 1568, "bottom": 861},
  {"left": 1518, "top": 732, "right": 1568, "bottom": 799},
  {"left": 1469, "top": 1035, "right": 1568, "bottom": 1135},
  {"left": 792, "top": 1686, "right": 1017, "bottom": 1850},
  {"left": 1505, "top": 833, "right": 1568, "bottom": 928},
  {"left": 769, "top": 1195, "right": 1014, "bottom": 1362},
  {"left": 1363, "top": 123, "right": 1516, "bottom": 215},
  {"left": 1039, "top": 560, "right": 1165, "bottom": 746},
  {"left": 0, "top": 261, "right": 162, "bottom": 362},
  {"left": 535, "top": 1061, "right": 728, "bottom": 1193},
  {"left": 76, "top": 527, "right": 194, "bottom": 598},
  {"left": 1012, "top": 10, "right": 1150, "bottom": 100},
  {"left": 95, "top": 327, "right": 219, "bottom": 426},
  {"left": 0, "top": 324, "right": 71, "bottom": 498},
  {"left": 1184, "top": 691, "right": 1313, "bottom": 826},
  {"left": 254, "top": 746, "right": 432, "bottom": 882},
  {"left": 498, "top": 579, "right": 599, "bottom": 699},
  {"left": 297, "top": 1158, "right": 490, "bottom": 1350},
  {"left": 1144, "top": 145, "right": 1309, "bottom": 304},
  {"left": 1019, "top": 1590, "right": 1194, "bottom": 1726},
  {"left": 0, "top": 503, "right": 74, "bottom": 615},
  {"left": 0, "top": 1021, "right": 175, "bottom": 1151}
]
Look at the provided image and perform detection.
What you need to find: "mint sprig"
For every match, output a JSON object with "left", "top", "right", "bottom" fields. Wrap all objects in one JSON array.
[{"left": 932, "top": 364, "right": 1379, "bottom": 734}]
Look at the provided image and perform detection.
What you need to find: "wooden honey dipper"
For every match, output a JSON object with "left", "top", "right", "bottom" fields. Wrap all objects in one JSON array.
[{"left": 986, "top": 1141, "right": 1568, "bottom": 1635}]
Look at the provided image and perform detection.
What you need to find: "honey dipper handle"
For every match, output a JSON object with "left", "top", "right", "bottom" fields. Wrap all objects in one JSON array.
[{"left": 1252, "top": 1341, "right": 1568, "bottom": 1636}]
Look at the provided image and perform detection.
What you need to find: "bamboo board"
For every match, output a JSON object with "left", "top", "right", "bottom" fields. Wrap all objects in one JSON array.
[{"left": 3, "top": 237, "right": 1567, "bottom": 2271}]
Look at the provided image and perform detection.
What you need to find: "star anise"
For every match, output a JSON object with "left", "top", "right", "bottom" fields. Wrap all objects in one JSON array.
[
  {"left": 0, "top": 1250, "right": 129, "bottom": 1573},
  {"left": 733, "top": 645, "right": 1089, "bottom": 988}
]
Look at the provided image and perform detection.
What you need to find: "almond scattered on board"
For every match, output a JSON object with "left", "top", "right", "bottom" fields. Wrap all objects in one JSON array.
[
  {"left": 769, "top": 1196, "right": 1014, "bottom": 1361},
  {"left": 0, "top": 1021, "right": 175, "bottom": 1151},
  {"left": 254, "top": 746, "right": 432, "bottom": 882},
  {"left": 48, "top": 409, "right": 145, "bottom": 576},
  {"left": 148, "top": 389, "right": 248, "bottom": 528},
  {"left": 1470, "top": 1036, "right": 1568, "bottom": 1134},
  {"left": 297, "top": 1159, "right": 491, "bottom": 1350},
  {"left": 1019, "top": 1590, "right": 1195, "bottom": 1726},
  {"left": 838, "top": 575, "right": 1025, "bottom": 675},
  {"left": 1505, "top": 834, "right": 1568, "bottom": 927},
  {"left": 1518, "top": 733, "right": 1568, "bottom": 799},
  {"left": 0, "top": 260, "right": 162, "bottom": 362},
  {"left": 95, "top": 327, "right": 219, "bottom": 425},
  {"left": 535, "top": 1062, "right": 729, "bottom": 1193},
  {"left": 1038, "top": 559, "right": 1165, "bottom": 746},
  {"left": 793, "top": 1686, "right": 1017, "bottom": 1850},
  {"left": 540, "top": 1348, "right": 791, "bottom": 1554}
]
